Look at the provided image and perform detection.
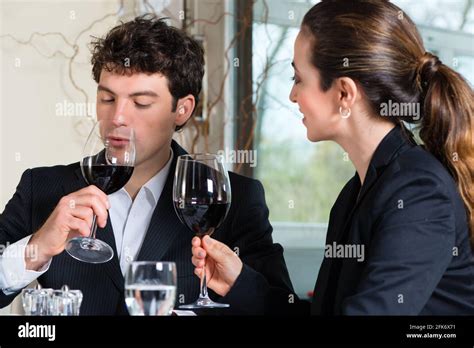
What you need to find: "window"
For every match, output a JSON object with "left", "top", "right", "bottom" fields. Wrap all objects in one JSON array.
[{"left": 251, "top": 0, "right": 474, "bottom": 297}]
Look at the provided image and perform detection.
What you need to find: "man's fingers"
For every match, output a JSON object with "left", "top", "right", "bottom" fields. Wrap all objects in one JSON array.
[
  {"left": 67, "top": 216, "right": 90, "bottom": 237},
  {"left": 69, "top": 206, "right": 94, "bottom": 228},
  {"left": 82, "top": 185, "right": 109, "bottom": 206},
  {"left": 68, "top": 194, "right": 109, "bottom": 227}
]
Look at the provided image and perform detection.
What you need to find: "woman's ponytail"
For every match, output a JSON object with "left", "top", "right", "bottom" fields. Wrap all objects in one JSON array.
[{"left": 417, "top": 53, "right": 474, "bottom": 245}]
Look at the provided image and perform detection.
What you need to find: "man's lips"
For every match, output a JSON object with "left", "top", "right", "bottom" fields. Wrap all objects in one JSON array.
[{"left": 107, "top": 136, "right": 129, "bottom": 147}]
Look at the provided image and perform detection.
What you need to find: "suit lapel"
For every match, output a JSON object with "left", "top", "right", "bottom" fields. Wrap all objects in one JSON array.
[
  {"left": 334, "top": 125, "right": 411, "bottom": 244},
  {"left": 96, "top": 216, "right": 124, "bottom": 291},
  {"left": 136, "top": 141, "right": 190, "bottom": 262}
]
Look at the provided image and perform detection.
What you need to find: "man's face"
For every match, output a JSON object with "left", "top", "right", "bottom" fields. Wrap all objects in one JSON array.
[{"left": 96, "top": 70, "right": 179, "bottom": 167}]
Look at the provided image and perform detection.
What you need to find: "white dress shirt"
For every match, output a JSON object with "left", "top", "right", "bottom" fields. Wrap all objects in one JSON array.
[
  {"left": 0, "top": 149, "right": 173, "bottom": 294},
  {"left": 109, "top": 149, "right": 173, "bottom": 275}
]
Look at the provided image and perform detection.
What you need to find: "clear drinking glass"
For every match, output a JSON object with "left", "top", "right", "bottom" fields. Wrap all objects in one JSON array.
[
  {"left": 21, "top": 287, "right": 52, "bottom": 316},
  {"left": 21, "top": 284, "right": 83, "bottom": 315},
  {"left": 50, "top": 285, "right": 83, "bottom": 316},
  {"left": 125, "top": 261, "right": 177, "bottom": 316}
]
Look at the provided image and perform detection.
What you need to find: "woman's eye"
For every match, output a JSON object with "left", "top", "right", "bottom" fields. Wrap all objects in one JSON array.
[
  {"left": 101, "top": 99, "right": 114, "bottom": 104},
  {"left": 291, "top": 76, "right": 301, "bottom": 84}
]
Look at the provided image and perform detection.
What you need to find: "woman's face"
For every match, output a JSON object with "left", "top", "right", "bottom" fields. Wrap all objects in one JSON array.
[{"left": 289, "top": 30, "right": 342, "bottom": 142}]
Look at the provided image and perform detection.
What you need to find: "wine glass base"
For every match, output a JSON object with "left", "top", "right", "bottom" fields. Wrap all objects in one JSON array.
[
  {"left": 65, "top": 237, "right": 114, "bottom": 264},
  {"left": 179, "top": 296, "right": 230, "bottom": 309}
]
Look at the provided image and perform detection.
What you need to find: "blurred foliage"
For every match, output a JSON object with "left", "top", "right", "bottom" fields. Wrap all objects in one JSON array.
[{"left": 256, "top": 139, "right": 354, "bottom": 223}]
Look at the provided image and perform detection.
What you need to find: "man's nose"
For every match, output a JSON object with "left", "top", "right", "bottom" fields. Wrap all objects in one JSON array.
[{"left": 111, "top": 99, "right": 130, "bottom": 127}]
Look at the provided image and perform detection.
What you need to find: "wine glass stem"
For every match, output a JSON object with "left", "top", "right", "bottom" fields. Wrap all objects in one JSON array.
[
  {"left": 200, "top": 263, "right": 209, "bottom": 299},
  {"left": 89, "top": 214, "right": 98, "bottom": 239}
]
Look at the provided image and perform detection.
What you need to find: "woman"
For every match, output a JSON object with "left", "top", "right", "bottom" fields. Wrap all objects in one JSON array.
[{"left": 192, "top": 0, "right": 474, "bottom": 315}]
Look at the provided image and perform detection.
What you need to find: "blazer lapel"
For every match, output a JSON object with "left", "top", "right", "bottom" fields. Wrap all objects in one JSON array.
[
  {"left": 136, "top": 140, "right": 190, "bottom": 262},
  {"left": 334, "top": 125, "right": 412, "bottom": 244},
  {"left": 96, "top": 216, "right": 124, "bottom": 291}
]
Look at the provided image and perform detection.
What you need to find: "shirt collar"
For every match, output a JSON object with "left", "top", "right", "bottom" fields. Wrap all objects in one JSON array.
[{"left": 141, "top": 147, "right": 174, "bottom": 206}]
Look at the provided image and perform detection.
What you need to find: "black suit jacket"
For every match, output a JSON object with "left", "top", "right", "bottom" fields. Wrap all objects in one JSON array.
[
  {"left": 226, "top": 125, "right": 474, "bottom": 315},
  {"left": 0, "top": 140, "right": 294, "bottom": 315}
]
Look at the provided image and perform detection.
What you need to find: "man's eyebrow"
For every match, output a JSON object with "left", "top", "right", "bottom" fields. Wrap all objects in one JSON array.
[
  {"left": 291, "top": 61, "right": 299, "bottom": 71},
  {"left": 129, "top": 91, "right": 159, "bottom": 98},
  {"left": 97, "top": 85, "right": 116, "bottom": 95},
  {"left": 97, "top": 85, "right": 159, "bottom": 98}
]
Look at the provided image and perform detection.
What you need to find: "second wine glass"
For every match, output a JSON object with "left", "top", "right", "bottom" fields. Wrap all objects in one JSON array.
[
  {"left": 173, "top": 154, "right": 232, "bottom": 309},
  {"left": 65, "top": 120, "right": 136, "bottom": 264}
]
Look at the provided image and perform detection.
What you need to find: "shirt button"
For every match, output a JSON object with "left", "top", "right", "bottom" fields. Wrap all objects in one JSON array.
[{"left": 125, "top": 255, "right": 132, "bottom": 263}]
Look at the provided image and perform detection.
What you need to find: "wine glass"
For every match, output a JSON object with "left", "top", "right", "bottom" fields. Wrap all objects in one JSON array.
[
  {"left": 65, "top": 120, "right": 135, "bottom": 263},
  {"left": 125, "top": 261, "right": 177, "bottom": 316},
  {"left": 173, "top": 154, "right": 232, "bottom": 309}
]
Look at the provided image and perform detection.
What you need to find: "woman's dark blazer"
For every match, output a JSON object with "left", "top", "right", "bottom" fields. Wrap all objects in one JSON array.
[{"left": 224, "top": 125, "right": 474, "bottom": 315}]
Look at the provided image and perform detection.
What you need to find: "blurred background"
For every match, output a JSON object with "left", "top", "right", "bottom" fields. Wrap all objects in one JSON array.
[{"left": 1, "top": 0, "right": 473, "bottom": 313}]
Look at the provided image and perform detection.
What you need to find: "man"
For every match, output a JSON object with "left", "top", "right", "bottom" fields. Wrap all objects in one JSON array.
[{"left": 0, "top": 15, "right": 294, "bottom": 315}]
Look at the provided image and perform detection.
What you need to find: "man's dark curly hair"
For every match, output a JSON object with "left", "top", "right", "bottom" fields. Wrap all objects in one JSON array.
[{"left": 90, "top": 15, "right": 205, "bottom": 130}]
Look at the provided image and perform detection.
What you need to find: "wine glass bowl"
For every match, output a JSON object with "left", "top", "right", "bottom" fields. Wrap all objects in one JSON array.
[{"left": 65, "top": 120, "right": 135, "bottom": 264}]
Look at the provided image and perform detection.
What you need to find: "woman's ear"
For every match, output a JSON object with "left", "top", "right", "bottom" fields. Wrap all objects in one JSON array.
[
  {"left": 175, "top": 95, "right": 196, "bottom": 127},
  {"left": 336, "top": 77, "right": 359, "bottom": 109}
]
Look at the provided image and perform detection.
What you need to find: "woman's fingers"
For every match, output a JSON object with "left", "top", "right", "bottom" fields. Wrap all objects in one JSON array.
[
  {"left": 194, "top": 267, "right": 204, "bottom": 278},
  {"left": 191, "top": 256, "right": 206, "bottom": 268},
  {"left": 192, "top": 236, "right": 201, "bottom": 247},
  {"left": 192, "top": 245, "right": 206, "bottom": 259}
]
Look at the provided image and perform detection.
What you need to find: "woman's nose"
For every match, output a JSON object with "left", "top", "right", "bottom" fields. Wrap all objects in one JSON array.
[{"left": 289, "top": 85, "right": 297, "bottom": 103}]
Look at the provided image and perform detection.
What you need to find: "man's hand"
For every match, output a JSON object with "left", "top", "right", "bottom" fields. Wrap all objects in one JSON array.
[
  {"left": 25, "top": 185, "right": 110, "bottom": 271},
  {"left": 191, "top": 235, "right": 243, "bottom": 297}
]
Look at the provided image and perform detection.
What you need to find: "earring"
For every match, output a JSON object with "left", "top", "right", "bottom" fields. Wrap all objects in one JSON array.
[{"left": 339, "top": 106, "right": 351, "bottom": 119}]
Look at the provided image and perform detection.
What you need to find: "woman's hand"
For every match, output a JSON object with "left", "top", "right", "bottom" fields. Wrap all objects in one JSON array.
[{"left": 191, "top": 235, "right": 243, "bottom": 297}]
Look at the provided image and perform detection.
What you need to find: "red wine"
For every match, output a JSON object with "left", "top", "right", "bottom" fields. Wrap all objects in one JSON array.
[
  {"left": 174, "top": 202, "right": 230, "bottom": 237},
  {"left": 82, "top": 165, "right": 134, "bottom": 194}
]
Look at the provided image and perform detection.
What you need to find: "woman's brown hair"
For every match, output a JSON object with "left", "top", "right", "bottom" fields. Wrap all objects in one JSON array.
[{"left": 302, "top": 0, "right": 474, "bottom": 243}]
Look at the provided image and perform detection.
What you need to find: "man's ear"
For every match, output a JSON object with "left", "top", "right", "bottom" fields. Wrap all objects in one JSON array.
[
  {"left": 175, "top": 95, "right": 196, "bottom": 127},
  {"left": 335, "top": 77, "right": 359, "bottom": 110}
]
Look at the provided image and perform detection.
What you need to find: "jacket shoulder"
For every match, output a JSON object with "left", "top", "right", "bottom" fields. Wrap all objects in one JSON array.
[
  {"left": 393, "top": 145, "right": 456, "bottom": 187},
  {"left": 228, "top": 170, "right": 263, "bottom": 191},
  {"left": 29, "top": 162, "right": 79, "bottom": 178}
]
